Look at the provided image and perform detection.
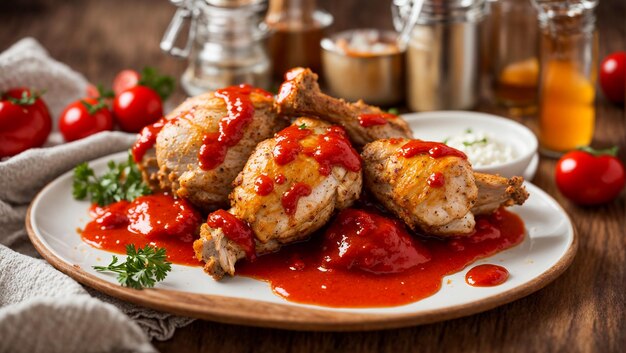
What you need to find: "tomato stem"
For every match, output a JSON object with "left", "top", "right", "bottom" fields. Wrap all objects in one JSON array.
[
  {"left": 578, "top": 145, "right": 619, "bottom": 157},
  {"left": 5, "top": 90, "right": 45, "bottom": 106},
  {"left": 81, "top": 99, "right": 109, "bottom": 115}
]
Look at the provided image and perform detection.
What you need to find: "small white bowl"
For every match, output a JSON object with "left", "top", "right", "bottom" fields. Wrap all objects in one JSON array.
[{"left": 402, "top": 111, "right": 539, "bottom": 179}]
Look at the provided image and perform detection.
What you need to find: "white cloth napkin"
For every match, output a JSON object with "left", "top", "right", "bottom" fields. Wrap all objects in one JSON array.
[{"left": 0, "top": 38, "right": 193, "bottom": 353}]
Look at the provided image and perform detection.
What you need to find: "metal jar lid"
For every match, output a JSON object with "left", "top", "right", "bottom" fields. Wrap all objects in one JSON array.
[
  {"left": 170, "top": 0, "right": 265, "bottom": 8},
  {"left": 393, "top": 0, "right": 488, "bottom": 29}
]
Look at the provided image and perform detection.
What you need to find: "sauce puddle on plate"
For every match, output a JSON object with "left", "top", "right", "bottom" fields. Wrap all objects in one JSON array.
[
  {"left": 81, "top": 193, "right": 203, "bottom": 266},
  {"left": 238, "top": 208, "right": 524, "bottom": 308},
  {"left": 81, "top": 196, "right": 523, "bottom": 307}
]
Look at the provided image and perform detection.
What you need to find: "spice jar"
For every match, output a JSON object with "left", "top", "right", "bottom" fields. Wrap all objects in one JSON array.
[
  {"left": 161, "top": 0, "right": 271, "bottom": 95},
  {"left": 321, "top": 29, "right": 404, "bottom": 106},
  {"left": 265, "top": 0, "right": 332, "bottom": 81},
  {"left": 490, "top": 0, "right": 539, "bottom": 116},
  {"left": 532, "top": 0, "right": 598, "bottom": 156},
  {"left": 393, "top": 0, "right": 489, "bottom": 111}
]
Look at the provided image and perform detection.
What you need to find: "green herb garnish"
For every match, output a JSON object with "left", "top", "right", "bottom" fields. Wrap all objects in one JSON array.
[
  {"left": 73, "top": 152, "right": 151, "bottom": 206},
  {"left": 139, "top": 67, "right": 175, "bottom": 101},
  {"left": 298, "top": 123, "right": 307, "bottom": 130},
  {"left": 388, "top": 107, "right": 400, "bottom": 115},
  {"left": 463, "top": 137, "right": 488, "bottom": 146},
  {"left": 93, "top": 245, "right": 172, "bottom": 289}
]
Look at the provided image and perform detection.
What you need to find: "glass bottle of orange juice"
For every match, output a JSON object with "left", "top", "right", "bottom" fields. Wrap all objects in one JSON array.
[{"left": 532, "top": 0, "right": 598, "bottom": 156}]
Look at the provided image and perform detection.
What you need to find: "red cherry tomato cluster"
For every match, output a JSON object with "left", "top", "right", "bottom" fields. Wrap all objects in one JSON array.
[
  {"left": 0, "top": 88, "right": 52, "bottom": 158},
  {"left": 59, "top": 67, "right": 174, "bottom": 141},
  {"left": 555, "top": 147, "right": 625, "bottom": 206}
]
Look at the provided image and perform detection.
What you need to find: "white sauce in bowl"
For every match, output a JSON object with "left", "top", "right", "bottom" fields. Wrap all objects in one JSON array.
[{"left": 444, "top": 129, "right": 517, "bottom": 167}]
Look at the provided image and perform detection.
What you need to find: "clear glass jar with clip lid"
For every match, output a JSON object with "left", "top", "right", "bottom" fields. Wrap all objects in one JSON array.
[{"left": 161, "top": 0, "right": 271, "bottom": 96}]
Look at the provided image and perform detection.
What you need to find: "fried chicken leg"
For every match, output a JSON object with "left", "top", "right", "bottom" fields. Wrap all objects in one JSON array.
[
  {"left": 362, "top": 138, "right": 528, "bottom": 237},
  {"left": 194, "top": 118, "right": 363, "bottom": 279},
  {"left": 275, "top": 67, "right": 413, "bottom": 146},
  {"left": 135, "top": 89, "right": 287, "bottom": 212}
]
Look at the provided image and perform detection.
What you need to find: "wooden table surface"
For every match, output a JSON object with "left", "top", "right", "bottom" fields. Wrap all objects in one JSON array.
[{"left": 2, "top": 1, "right": 624, "bottom": 352}]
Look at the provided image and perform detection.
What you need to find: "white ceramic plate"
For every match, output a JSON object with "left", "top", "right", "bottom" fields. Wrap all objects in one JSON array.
[
  {"left": 403, "top": 111, "right": 540, "bottom": 180},
  {"left": 27, "top": 152, "right": 576, "bottom": 331}
]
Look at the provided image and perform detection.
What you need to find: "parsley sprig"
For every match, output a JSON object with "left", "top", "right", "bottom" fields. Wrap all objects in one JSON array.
[
  {"left": 72, "top": 152, "right": 151, "bottom": 206},
  {"left": 93, "top": 245, "right": 172, "bottom": 289},
  {"left": 139, "top": 67, "right": 175, "bottom": 101}
]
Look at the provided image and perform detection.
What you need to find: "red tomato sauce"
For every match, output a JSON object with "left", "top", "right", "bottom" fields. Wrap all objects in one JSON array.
[
  {"left": 237, "top": 208, "right": 525, "bottom": 308},
  {"left": 322, "top": 209, "right": 431, "bottom": 274},
  {"left": 132, "top": 117, "right": 170, "bottom": 163},
  {"left": 274, "top": 173, "right": 287, "bottom": 184},
  {"left": 302, "top": 126, "right": 362, "bottom": 176},
  {"left": 272, "top": 124, "right": 361, "bottom": 177},
  {"left": 81, "top": 194, "right": 203, "bottom": 266},
  {"left": 253, "top": 174, "right": 274, "bottom": 196},
  {"left": 357, "top": 113, "right": 397, "bottom": 127},
  {"left": 281, "top": 182, "right": 312, "bottom": 215},
  {"left": 198, "top": 84, "right": 272, "bottom": 170},
  {"left": 207, "top": 210, "right": 257, "bottom": 260},
  {"left": 273, "top": 125, "right": 312, "bottom": 165},
  {"left": 427, "top": 172, "right": 445, "bottom": 187},
  {"left": 399, "top": 140, "right": 468, "bottom": 160},
  {"left": 465, "top": 264, "right": 509, "bottom": 287}
]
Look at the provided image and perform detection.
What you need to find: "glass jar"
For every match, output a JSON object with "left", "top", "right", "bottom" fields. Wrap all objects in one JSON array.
[
  {"left": 161, "top": 0, "right": 271, "bottom": 96},
  {"left": 265, "top": 0, "right": 333, "bottom": 82},
  {"left": 532, "top": 0, "right": 598, "bottom": 156},
  {"left": 393, "top": 0, "right": 489, "bottom": 111},
  {"left": 491, "top": 0, "right": 539, "bottom": 116}
]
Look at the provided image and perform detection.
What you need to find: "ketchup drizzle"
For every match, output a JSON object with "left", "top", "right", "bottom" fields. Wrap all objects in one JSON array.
[
  {"left": 207, "top": 210, "right": 257, "bottom": 260},
  {"left": 281, "top": 182, "right": 312, "bottom": 215},
  {"left": 253, "top": 175, "right": 274, "bottom": 196},
  {"left": 132, "top": 117, "right": 168, "bottom": 163},
  {"left": 274, "top": 174, "right": 287, "bottom": 184},
  {"left": 272, "top": 125, "right": 312, "bottom": 165},
  {"left": 303, "top": 126, "right": 362, "bottom": 176},
  {"left": 399, "top": 140, "right": 468, "bottom": 160},
  {"left": 357, "top": 113, "right": 397, "bottom": 127},
  {"left": 198, "top": 84, "right": 272, "bottom": 170},
  {"left": 427, "top": 172, "right": 446, "bottom": 187}
]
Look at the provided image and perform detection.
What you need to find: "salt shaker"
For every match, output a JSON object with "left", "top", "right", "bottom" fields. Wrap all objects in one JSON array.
[
  {"left": 161, "top": 0, "right": 271, "bottom": 95},
  {"left": 393, "top": 0, "right": 489, "bottom": 111}
]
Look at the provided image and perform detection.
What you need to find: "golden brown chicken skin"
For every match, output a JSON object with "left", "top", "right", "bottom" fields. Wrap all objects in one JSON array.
[
  {"left": 134, "top": 87, "right": 287, "bottom": 212},
  {"left": 194, "top": 118, "right": 363, "bottom": 279},
  {"left": 362, "top": 138, "right": 528, "bottom": 237}
]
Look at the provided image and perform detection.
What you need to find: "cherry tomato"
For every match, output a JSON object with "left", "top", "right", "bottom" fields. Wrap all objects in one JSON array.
[
  {"left": 59, "top": 98, "right": 114, "bottom": 142},
  {"left": 113, "top": 85, "right": 163, "bottom": 133},
  {"left": 555, "top": 147, "right": 625, "bottom": 205},
  {"left": 599, "top": 51, "right": 625, "bottom": 104},
  {"left": 86, "top": 84, "right": 100, "bottom": 99},
  {"left": 0, "top": 88, "right": 52, "bottom": 158},
  {"left": 113, "top": 69, "right": 140, "bottom": 96}
]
